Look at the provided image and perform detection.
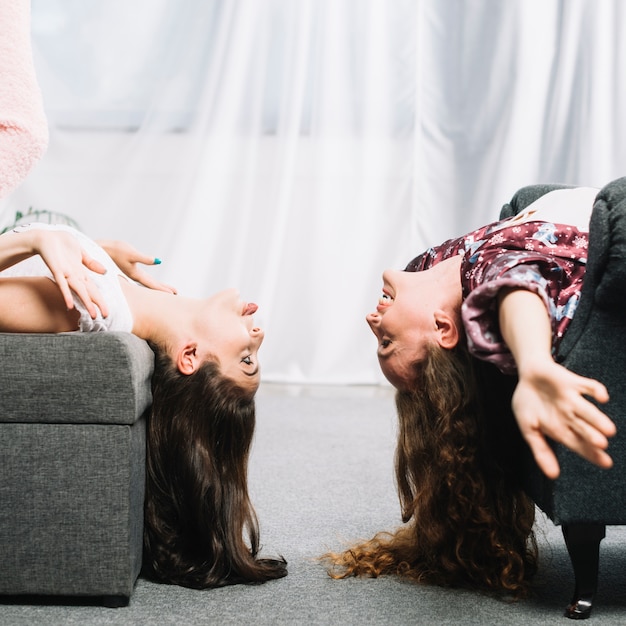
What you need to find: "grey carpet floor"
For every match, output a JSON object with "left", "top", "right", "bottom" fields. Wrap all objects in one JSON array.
[{"left": 3, "top": 383, "right": 626, "bottom": 625}]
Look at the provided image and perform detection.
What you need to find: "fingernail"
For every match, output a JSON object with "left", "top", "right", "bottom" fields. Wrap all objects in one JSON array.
[{"left": 153, "top": 258, "right": 162, "bottom": 265}]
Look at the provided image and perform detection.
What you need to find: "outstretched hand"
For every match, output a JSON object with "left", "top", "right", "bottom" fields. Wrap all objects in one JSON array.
[
  {"left": 98, "top": 239, "right": 177, "bottom": 295},
  {"left": 498, "top": 287, "right": 617, "bottom": 479},
  {"left": 32, "top": 229, "right": 109, "bottom": 319},
  {"left": 512, "top": 359, "right": 615, "bottom": 479}
]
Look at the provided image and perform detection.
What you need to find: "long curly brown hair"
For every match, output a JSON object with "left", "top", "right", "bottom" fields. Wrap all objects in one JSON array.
[
  {"left": 143, "top": 347, "right": 287, "bottom": 588},
  {"left": 324, "top": 342, "right": 537, "bottom": 597}
]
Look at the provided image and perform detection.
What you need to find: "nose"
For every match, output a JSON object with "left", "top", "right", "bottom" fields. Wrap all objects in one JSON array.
[
  {"left": 251, "top": 326, "right": 265, "bottom": 346},
  {"left": 382, "top": 268, "right": 402, "bottom": 279},
  {"left": 366, "top": 312, "right": 380, "bottom": 336},
  {"left": 223, "top": 287, "right": 239, "bottom": 299}
]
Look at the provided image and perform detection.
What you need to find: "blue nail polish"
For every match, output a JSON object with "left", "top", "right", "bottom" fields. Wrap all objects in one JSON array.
[{"left": 154, "top": 258, "right": 162, "bottom": 265}]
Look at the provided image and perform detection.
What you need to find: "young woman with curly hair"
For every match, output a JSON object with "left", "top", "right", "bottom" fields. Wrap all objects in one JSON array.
[{"left": 325, "top": 186, "right": 615, "bottom": 596}]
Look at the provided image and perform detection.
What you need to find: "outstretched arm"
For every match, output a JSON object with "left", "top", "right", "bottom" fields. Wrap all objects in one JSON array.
[{"left": 498, "top": 288, "right": 615, "bottom": 479}]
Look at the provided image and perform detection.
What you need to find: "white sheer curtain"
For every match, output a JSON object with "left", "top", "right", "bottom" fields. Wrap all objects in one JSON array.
[{"left": 3, "top": 0, "right": 626, "bottom": 384}]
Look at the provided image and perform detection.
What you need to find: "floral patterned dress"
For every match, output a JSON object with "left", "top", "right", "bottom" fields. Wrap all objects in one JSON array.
[{"left": 405, "top": 216, "right": 589, "bottom": 374}]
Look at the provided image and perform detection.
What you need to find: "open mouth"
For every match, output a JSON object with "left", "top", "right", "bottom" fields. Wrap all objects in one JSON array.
[
  {"left": 243, "top": 302, "right": 258, "bottom": 316},
  {"left": 377, "top": 289, "right": 394, "bottom": 309}
]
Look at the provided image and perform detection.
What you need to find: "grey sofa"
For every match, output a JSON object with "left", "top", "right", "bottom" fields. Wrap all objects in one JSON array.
[
  {"left": 0, "top": 331, "right": 153, "bottom": 606},
  {"left": 496, "top": 176, "right": 626, "bottom": 619}
]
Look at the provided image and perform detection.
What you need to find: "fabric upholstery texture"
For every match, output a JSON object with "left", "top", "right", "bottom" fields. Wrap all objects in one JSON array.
[
  {"left": 0, "top": 331, "right": 153, "bottom": 601},
  {"left": 499, "top": 176, "right": 626, "bottom": 525},
  {"left": 0, "top": 332, "right": 153, "bottom": 424}
]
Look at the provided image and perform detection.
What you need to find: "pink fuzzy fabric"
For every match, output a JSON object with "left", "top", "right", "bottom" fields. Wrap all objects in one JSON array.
[{"left": 0, "top": 0, "right": 48, "bottom": 199}]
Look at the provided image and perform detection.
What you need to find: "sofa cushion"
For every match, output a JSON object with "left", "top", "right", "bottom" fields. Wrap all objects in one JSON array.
[{"left": 0, "top": 332, "right": 153, "bottom": 425}]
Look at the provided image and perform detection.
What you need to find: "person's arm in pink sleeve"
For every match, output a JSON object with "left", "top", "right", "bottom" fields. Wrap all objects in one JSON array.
[{"left": 0, "top": 0, "right": 49, "bottom": 199}]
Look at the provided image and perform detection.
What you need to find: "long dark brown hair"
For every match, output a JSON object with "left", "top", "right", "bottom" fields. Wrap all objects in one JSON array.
[
  {"left": 143, "top": 347, "right": 287, "bottom": 588},
  {"left": 324, "top": 342, "right": 537, "bottom": 597}
]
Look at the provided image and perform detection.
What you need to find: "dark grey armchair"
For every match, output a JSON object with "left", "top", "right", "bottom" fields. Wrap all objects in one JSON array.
[{"left": 497, "top": 176, "right": 626, "bottom": 619}]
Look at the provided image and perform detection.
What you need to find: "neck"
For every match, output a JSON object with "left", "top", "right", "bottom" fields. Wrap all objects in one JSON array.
[
  {"left": 426, "top": 255, "right": 464, "bottom": 322},
  {"left": 119, "top": 279, "right": 198, "bottom": 347}
]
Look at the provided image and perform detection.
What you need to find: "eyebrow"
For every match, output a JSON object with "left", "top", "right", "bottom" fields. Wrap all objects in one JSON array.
[{"left": 245, "top": 366, "right": 259, "bottom": 377}]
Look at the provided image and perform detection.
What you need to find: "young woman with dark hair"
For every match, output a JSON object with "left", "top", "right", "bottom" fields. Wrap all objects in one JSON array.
[
  {"left": 144, "top": 353, "right": 285, "bottom": 587},
  {"left": 0, "top": 223, "right": 287, "bottom": 588},
  {"left": 325, "top": 186, "right": 615, "bottom": 597},
  {"left": 1, "top": 0, "right": 285, "bottom": 589}
]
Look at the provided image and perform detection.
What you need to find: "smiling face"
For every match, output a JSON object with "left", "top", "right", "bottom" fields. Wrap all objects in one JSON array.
[
  {"left": 195, "top": 289, "right": 265, "bottom": 392},
  {"left": 366, "top": 264, "right": 465, "bottom": 390},
  {"left": 366, "top": 269, "right": 437, "bottom": 389}
]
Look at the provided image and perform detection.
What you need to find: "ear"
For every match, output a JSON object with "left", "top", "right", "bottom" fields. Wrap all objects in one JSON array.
[
  {"left": 433, "top": 310, "right": 460, "bottom": 349},
  {"left": 176, "top": 342, "right": 200, "bottom": 375}
]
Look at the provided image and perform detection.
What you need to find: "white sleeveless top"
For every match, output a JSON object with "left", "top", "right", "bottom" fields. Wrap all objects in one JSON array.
[{"left": 0, "top": 223, "right": 133, "bottom": 332}]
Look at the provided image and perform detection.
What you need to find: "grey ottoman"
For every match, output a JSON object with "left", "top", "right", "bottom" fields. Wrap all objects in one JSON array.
[{"left": 0, "top": 332, "right": 153, "bottom": 606}]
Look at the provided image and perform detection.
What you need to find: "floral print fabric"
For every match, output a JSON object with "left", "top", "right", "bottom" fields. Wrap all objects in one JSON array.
[{"left": 404, "top": 216, "right": 589, "bottom": 374}]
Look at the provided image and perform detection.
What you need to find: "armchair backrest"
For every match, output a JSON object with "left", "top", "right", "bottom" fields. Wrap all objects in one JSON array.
[{"left": 497, "top": 177, "right": 626, "bottom": 524}]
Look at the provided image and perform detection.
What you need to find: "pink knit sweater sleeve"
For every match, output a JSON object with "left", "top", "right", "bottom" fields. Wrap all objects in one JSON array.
[{"left": 0, "top": 0, "right": 49, "bottom": 199}]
